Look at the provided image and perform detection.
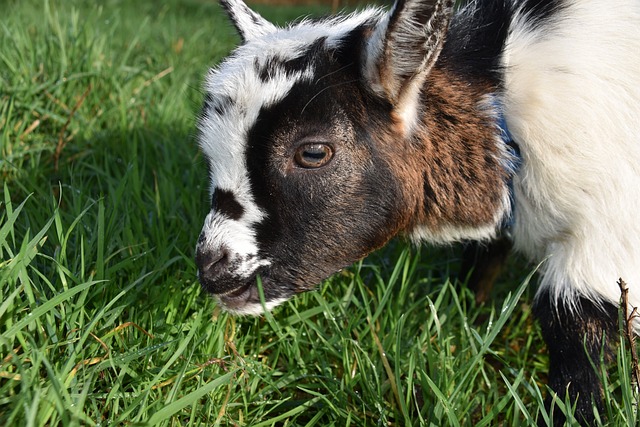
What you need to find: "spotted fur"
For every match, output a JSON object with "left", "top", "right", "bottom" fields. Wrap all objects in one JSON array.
[{"left": 195, "top": 0, "right": 640, "bottom": 424}]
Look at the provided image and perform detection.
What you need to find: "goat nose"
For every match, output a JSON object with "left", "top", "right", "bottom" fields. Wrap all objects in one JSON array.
[{"left": 196, "top": 245, "right": 229, "bottom": 281}]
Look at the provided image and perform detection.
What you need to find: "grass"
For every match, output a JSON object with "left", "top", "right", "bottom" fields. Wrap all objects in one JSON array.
[{"left": 0, "top": 0, "right": 638, "bottom": 425}]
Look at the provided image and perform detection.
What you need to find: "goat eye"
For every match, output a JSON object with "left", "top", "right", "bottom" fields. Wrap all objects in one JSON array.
[{"left": 294, "top": 143, "right": 334, "bottom": 169}]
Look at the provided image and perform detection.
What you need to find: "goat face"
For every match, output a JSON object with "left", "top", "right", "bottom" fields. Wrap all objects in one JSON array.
[
  {"left": 196, "top": 0, "right": 454, "bottom": 314},
  {"left": 196, "top": 35, "right": 409, "bottom": 315}
]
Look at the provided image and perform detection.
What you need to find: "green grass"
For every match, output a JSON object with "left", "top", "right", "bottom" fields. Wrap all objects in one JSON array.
[{"left": 1, "top": 0, "right": 638, "bottom": 425}]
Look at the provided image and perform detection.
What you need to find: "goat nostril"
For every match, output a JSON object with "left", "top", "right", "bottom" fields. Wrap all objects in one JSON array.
[
  {"left": 207, "top": 251, "right": 226, "bottom": 271},
  {"left": 196, "top": 247, "right": 230, "bottom": 277}
]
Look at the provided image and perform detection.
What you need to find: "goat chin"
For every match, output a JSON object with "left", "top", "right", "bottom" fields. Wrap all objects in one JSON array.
[{"left": 195, "top": 0, "right": 640, "bottom": 424}]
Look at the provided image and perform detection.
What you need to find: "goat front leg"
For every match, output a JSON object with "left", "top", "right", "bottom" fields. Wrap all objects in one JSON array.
[
  {"left": 533, "top": 289, "right": 618, "bottom": 426},
  {"left": 459, "top": 235, "right": 512, "bottom": 303}
]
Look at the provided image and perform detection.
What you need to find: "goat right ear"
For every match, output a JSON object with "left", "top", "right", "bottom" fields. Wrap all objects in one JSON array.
[
  {"left": 220, "top": 0, "right": 277, "bottom": 43},
  {"left": 363, "top": 0, "right": 454, "bottom": 132}
]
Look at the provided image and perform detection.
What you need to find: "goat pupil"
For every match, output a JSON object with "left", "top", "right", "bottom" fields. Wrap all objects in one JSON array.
[
  {"left": 295, "top": 143, "right": 333, "bottom": 168},
  {"left": 305, "top": 148, "right": 325, "bottom": 160}
]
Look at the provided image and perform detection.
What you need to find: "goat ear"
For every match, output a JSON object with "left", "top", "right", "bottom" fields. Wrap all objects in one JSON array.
[
  {"left": 364, "top": 0, "right": 454, "bottom": 129},
  {"left": 220, "top": 0, "right": 277, "bottom": 43}
]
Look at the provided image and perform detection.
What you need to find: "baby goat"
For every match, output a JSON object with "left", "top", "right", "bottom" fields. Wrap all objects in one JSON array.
[{"left": 195, "top": 0, "right": 640, "bottom": 424}]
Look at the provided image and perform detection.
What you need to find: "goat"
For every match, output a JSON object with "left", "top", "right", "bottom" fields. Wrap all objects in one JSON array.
[{"left": 194, "top": 0, "right": 640, "bottom": 424}]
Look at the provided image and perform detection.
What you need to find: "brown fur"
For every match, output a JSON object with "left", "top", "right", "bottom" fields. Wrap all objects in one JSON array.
[
  {"left": 417, "top": 67, "right": 507, "bottom": 229},
  {"left": 376, "top": 65, "right": 508, "bottom": 239}
]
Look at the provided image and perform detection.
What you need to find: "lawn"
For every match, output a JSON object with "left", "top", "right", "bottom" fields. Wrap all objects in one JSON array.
[{"left": 1, "top": 0, "right": 638, "bottom": 425}]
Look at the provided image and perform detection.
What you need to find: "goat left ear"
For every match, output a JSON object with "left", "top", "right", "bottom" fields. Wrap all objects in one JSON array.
[
  {"left": 220, "top": 0, "right": 277, "bottom": 43},
  {"left": 363, "top": 0, "right": 454, "bottom": 130}
]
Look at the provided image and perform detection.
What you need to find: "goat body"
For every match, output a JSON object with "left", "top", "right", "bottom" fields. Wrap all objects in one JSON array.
[{"left": 195, "top": 0, "right": 640, "bottom": 424}]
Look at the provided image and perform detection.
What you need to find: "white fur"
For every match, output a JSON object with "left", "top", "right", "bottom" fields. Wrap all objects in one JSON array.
[
  {"left": 223, "top": 298, "right": 289, "bottom": 316},
  {"left": 502, "top": 0, "right": 640, "bottom": 312},
  {"left": 222, "top": 0, "right": 277, "bottom": 41},
  {"left": 199, "top": 211, "right": 270, "bottom": 275},
  {"left": 411, "top": 222, "right": 501, "bottom": 245}
]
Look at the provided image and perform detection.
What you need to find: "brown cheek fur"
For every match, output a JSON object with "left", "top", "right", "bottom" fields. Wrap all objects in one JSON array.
[{"left": 377, "top": 66, "right": 508, "bottom": 236}]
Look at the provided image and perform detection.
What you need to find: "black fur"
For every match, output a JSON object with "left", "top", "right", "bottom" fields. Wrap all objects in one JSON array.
[
  {"left": 213, "top": 188, "right": 244, "bottom": 220},
  {"left": 201, "top": 92, "right": 235, "bottom": 120},
  {"left": 533, "top": 289, "right": 618, "bottom": 426},
  {"left": 441, "top": 0, "right": 512, "bottom": 83},
  {"left": 256, "top": 37, "right": 327, "bottom": 83}
]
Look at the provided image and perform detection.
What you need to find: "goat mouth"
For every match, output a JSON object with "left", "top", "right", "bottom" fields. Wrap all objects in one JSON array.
[
  {"left": 220, "top": 282, "right": 253, "bottom": 301},
  {"left": 215, "top": 278, "right": 263, "bottom": 312}
]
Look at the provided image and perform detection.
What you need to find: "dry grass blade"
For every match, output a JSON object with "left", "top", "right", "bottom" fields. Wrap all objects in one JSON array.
[{"left": 618, "top": 278, "right": 640, "bottom": 390}]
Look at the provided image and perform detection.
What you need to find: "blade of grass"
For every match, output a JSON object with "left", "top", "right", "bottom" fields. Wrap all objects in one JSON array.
[
  {"left": 145, "top": 369, "right": 238, "bottom": 425},
  {"left": 2, "top": 280, "right": 100, "bottom": 344}
]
